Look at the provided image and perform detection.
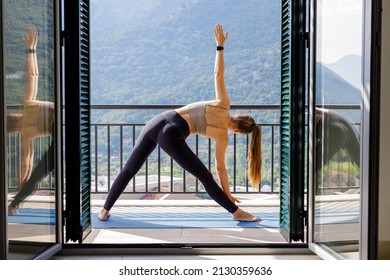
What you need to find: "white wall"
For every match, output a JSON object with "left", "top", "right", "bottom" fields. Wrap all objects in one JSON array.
[{"left": 378, "top": 0, "right": 390, "bottom": 260}]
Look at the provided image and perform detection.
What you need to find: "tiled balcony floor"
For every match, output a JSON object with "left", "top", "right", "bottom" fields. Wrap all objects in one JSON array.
[
  {"left": 85, "top": 193, "right": 287, "bottom": 245},
  {"left": 7, "top": 192, "right": 359, "bottom": 261},
  {"left": 85, "top": 205, "right": 285, "bottom": 245}
]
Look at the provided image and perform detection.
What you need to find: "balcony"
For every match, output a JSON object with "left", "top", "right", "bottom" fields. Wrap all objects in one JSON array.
[
  {"left": 7, "top": 104, "right": 360, "bottom": 245},
  {"left": 89, "top": 104, "right": 281, "bottom": 194},
  {"left": 85, "top": 104, "right": 283, "bottom": 244}
]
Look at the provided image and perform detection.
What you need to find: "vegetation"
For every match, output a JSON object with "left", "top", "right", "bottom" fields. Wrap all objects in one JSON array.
[
  {"left": 3, "top": 0, "right": 55, "bottom": 105},
  {"left": 4, "top": 0, "right": 361, "bottom": 193}
]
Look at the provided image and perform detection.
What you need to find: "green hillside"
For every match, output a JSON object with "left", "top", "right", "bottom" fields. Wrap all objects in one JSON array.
[
  {"left": 90, "top": 0, "right": 360, "bottom": 124},
  {"left": 90, "top": 0, "right": 281, "bottom": 107},
  {"left": 3, "top": 0, "right": 360, "bottom": 120},
  {"left": 3, "top": 0, "right": 54, "bottom": 105},
  {"left": 3, "top": 1, "right": 362, "bottom": 190}
]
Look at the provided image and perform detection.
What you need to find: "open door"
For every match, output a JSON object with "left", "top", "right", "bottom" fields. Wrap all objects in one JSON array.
[
  {"left": 279, "top": 0, "right": 307, "bottom": 242},
  {"left": 1, "top": 0, "right": 63, "bottom": 259},
  {"left": 63, "top": 0, "right": 92, "bottom": 243},
  {"left": 307, "top": 0, "right": 381, "bottom": 259}
]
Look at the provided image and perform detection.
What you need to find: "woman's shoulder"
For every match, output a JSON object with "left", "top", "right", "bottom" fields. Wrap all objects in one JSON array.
[
  {"left": 184, "top": 99, "right": 229, "bottom": 107},
  {"left": 205, "top": 100, "right": 229, "bottom": 110}
]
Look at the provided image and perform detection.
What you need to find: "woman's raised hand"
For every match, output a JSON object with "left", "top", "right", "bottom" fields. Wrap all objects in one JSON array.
[
  {"left": 23, "top": 27, "right": 38, "bottom": 50},
  {"left": 214, "top": 23, "right": 228, "bottom": 46}
]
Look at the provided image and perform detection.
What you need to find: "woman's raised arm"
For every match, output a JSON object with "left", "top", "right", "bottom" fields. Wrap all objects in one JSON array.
[
  {"left": 23, "top": 27, "right": 39, "bottom": 101},
  {"left": 213, "top": 24, "right": 230, "bottom": 107},
  {"left": 20, "top": 27, "right": 39, "bottom": 185}
]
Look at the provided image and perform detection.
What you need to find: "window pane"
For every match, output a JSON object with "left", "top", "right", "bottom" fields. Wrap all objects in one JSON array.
[
  {"left": 4, "top": 0, "right": 57, "bottom": 259},
  {"left": 314, "top": 0, "right": 363, "bottom": 259}
]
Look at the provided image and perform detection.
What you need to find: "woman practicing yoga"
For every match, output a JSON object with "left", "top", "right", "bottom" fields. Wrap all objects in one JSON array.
[
  {"left": 7, "top": 27, "right": 55, "bottom": 215},
  {"left": 315, "top": 108, "right": 360, "bottom": 170},
  {"left": 98, "top": 24, "right": 262, "bottom": 222}
]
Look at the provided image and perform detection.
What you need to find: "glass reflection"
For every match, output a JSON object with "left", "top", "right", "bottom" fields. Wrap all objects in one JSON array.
[
  {"left": 314, "top": 0, "right": 363, "bottom": 259},
  {"left": 4, "top": 0, "right": 56, "bottom": 259},
  {"left": 315, "top": 108, "right": 360, "bottom": 171}
]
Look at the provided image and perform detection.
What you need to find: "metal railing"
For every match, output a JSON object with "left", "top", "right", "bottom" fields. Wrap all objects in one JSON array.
[
  {"left": 6, "top": 104, "right": 361, "bottom": 196},
  {"left": 90, "top": 104, "right": 281, "bottom": 195}
]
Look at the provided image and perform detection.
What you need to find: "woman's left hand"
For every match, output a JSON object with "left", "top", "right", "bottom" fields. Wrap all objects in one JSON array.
[
  {"left": 214, "top": 24, "right": 228, "bottom": 46},
  {"left": 24, "top": 27, "right": 38, "bottom": 49}
]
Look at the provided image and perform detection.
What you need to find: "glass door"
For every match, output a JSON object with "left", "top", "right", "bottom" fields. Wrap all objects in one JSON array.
[
  {"left": 2, "top": 0, "right": 62, "bottom": 259},
  {"left": 308, "top": 0, "right": 364, "bottom": 259}
]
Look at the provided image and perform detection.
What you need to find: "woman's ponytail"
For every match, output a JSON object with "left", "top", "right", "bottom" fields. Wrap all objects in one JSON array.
[
  {"left": 247, "top": 125, "right": 262, "bottom": 189},
  {"left": 232, "top": 114, "right": 262, "bottom": 188}
]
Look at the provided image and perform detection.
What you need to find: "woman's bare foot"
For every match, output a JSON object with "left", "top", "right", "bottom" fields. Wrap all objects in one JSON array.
[
  {"left": 98, "top": 208, "right": 110, "bottom": 221},
  {"left": 8, "top": 205, "right": 19, "bottom": 216},
  {"left": 232, "top": 208, "right": 261, "bottom": 222}
]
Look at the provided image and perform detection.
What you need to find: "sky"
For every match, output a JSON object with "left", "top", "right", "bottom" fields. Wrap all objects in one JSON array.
[{"left": 317, "top": 0, "right": 363, "bottom": 64}]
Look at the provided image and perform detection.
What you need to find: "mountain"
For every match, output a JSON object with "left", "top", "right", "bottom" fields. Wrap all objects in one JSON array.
[
  {"left": 90, "top": 0, "right": 282, "bottom": 108},
  {"left": 316, "top": 62, "right": 361, "bottom": 105},
  {"left": 90, "top": 0, "right": 362, "bottom": 124},
  {"left": 326, "top": 55, "right": 362, "bottom": 89},
  {"left": 3, "top": 1, "right": 361, "bottom": 124}
]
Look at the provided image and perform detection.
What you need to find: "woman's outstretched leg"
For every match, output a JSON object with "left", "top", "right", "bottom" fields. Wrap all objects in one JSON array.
[
  {"left": 99, "top": 126, "right": 158, "bottom": 221},
  {"left": 158, "top": 122, "right": 260, "bottom": 222}
]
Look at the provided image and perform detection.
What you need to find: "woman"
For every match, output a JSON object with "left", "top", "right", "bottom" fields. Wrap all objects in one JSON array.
[
  {"left": 315, "top": 107, "right": 360, "bottom": 170},
  {"left": 7, "top": 27, "right": 54, "bottom": 215},
  {"left": 99, "top": 24, "right": 262, "bottom": 222}
]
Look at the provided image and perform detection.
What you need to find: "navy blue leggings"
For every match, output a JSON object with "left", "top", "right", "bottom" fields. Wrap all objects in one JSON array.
[
  {"left": 103, "top": 110, "right": 238, "bottom": 213},
  {"left": 316, "top": 110, "right": 360, "bottom": 170},
  {"left": 11, "top": 138, "right": 54, "bottom": 208}
]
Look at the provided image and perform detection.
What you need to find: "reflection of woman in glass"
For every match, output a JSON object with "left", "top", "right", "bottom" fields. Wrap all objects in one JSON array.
[
  {"left": 315, "top": 108, "right": 360, "bottom": 170},
  {"left": 99, "top": 24, "right": 262, "bottom": 222},
  {"left": 7, "top": 27, "right": 54, "bottom": 215}
]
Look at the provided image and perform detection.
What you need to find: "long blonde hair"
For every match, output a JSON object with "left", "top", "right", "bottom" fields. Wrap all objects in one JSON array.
[{"left": 233, "top": 114, "right": 262, "bottom": 188}]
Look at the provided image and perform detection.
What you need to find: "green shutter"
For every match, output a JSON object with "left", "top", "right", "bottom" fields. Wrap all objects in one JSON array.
[
  {"left": 79, "top": 0, "right": 91, "bottom": 237},
  {"left": 64, "top": 0, "right": 91, "bottom": 243},
  {"left": 280, "top": 0, "right": 292, "bottom": 241},
  {"left": 280, "top": 0, "right": 306, "bottom": 242}
]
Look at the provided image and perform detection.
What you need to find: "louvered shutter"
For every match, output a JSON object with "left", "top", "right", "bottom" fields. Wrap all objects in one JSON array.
[
  {"left": 280, "top": 0, "right": 306, "bottom": 242},
  {"left": 64, "top": 0, "right": 91, "bottom": 243}
]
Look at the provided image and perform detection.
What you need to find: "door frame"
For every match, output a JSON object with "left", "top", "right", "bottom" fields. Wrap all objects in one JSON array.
[
  {"left": 360, "top": 0, "right": 381, "bottom": 260},
  {"left": 307, "top": 0, "right": 382, "bottom": 260},
  {"left": 0, "top": 0, "right": 63, "bottom": 259},
  {"left": 0, "top": 0, "right": 7, "bottom": 260}
]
